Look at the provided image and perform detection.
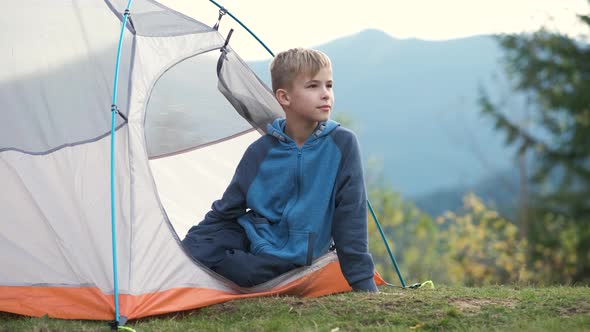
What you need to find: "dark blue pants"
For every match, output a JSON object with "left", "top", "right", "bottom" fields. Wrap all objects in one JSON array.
[{"left": 182, "top": 219, "right": 300, "bottom": 287}]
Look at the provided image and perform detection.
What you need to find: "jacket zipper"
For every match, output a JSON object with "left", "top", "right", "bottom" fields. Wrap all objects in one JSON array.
[
  {"left": 290, "top": 148, "right": 302, "bottom": 216},
  {"left": 283, "top": 147, "right": 302, "bottom": 226},
  {"left": 253, "top": 147, "right": 302, "bottom": 255}
]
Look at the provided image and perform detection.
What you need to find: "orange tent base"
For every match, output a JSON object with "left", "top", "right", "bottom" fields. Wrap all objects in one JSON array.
[{"left": 0, "top": 262, "right": 386, "bottom": 320}]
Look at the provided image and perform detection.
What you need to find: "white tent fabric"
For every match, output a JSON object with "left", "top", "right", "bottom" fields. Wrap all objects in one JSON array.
[
  {"left": 0, "top": 0, "right": 383, "bottom": 320},
  {"left": 150, "top": 132, "right": 258, "bottom": 237}
]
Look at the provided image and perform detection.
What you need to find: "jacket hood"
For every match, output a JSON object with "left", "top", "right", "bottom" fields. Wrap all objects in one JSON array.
[{"left": 267, "top": 118, "right": 340, "bottom": 145}]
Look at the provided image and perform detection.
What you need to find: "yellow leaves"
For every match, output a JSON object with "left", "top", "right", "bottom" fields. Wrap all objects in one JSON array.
[
  {"left": 409, "top": 323, "right": 425, "bottom": 330},
  {"left": 470, "top": 264, "right": 487, "bottom": 279},
  {"left": 505, "top": 261, "right": 514, "bottom": 274},
  {"left": 391, "top": 209, "right": 404, "bottom": 227},
  {"left": 436, "top": 193, "right": 530, "bottom": 285},
  {"left": 463, "top": 193, "right": 485, "bottom": 214},
  {"left": 492, "top": 219, "right": 505, "bottom": 230},
  {"left": 444, "top": 211, "right": 456, "bottom": 219},
  {"left": 483, "top": 210, "right": 499, "bottom": 220},
  {"left": 367, "top": 189, "right": 580, "bottom": 285},
  {"left": 503, "top": 224, "right": 518, "bottom": 239},
  {"left": 514, "top": 250, "right": 526, "bottom": 264},
  {"left": 493, "top": 242, "right": 507, "bottom": 251},
  {"left": 574, "top": 110, "right": 590, "bottom": 126}
]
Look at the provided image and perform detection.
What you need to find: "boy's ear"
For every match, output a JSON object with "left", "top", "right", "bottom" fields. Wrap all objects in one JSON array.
[{"left": 275, "top": 88, "right": 290, "bottom": 107}]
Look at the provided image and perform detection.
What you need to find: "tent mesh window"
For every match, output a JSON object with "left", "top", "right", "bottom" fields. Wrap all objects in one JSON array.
[{"left": 145, "top": 47, "right": 283, "bottom": 158}]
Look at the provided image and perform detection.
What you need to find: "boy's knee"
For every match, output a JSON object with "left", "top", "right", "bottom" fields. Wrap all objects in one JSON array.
[
  {"left": 182, "top": 234, "right": 222, "bottom": 268},
  {"left": 213, "top": 250, "right": 299, "bottom": 287}
]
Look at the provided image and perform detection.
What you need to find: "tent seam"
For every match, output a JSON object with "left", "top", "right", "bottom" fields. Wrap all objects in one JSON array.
[
  {"left": 126, "top": 36, "right": 137, "bottom": 297},
  {"left": 0, "top": 124, "right": 127, "bottom": 156},
  {"left": 103, "top": 0, "right": 214, "bottom": 37},
  {"left": 134, "top": 0, "right": 215, "bottom": 37},
  {"left": 147, "top": 128, "right": 256, "bottom": 160}
]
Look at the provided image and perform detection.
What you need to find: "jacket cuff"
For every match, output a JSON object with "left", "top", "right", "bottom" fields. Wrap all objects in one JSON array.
[{"left": 351, "top": 277, "right": 378, "bottom": 292}]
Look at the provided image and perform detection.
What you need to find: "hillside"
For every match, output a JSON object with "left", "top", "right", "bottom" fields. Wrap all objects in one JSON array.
[{"left": 2, "top": 286, "right": 588, "bottom": 331}]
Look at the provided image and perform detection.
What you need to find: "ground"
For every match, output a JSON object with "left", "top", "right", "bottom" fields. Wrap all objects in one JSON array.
[{"left": 1, "top": 286, "right": 589, "bottom": 331}]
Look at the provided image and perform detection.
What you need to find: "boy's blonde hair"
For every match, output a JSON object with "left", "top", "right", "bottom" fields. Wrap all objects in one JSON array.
[{"left": 270, "top": 48, "right": 331, "bottom": 93}]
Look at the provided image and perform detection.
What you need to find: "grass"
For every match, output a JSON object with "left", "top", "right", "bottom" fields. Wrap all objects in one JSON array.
[{"left": 1, "top": 286, "right": 589, "bottom": 331}]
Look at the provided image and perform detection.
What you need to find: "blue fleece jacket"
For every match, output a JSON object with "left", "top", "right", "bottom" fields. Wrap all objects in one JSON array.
[{"left": 202, "top": 118, "right": 377, "bottom": 291}]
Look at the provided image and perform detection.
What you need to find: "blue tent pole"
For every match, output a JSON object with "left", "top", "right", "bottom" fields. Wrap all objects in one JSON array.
[
  {"left": 110, "top": 0, "right": 134, "bottom": 325},
  {"left": 208, "top": 0, "right": 274, "bottom": 57}
]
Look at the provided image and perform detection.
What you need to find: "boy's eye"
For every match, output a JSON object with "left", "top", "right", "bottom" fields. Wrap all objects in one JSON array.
[{"left": 308, "top": 84, "right": 317, "bottom": 88}]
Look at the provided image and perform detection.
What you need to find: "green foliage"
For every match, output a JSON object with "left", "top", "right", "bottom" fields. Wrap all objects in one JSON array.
[
  {"left": 528, "top": 209, "right": 584, "bottom": 284},
  {"left": 478, "top": 2, "right": 590, "bottom": 281},
  {"left": 367, "top": 182, "right": 533, "bottom": 286}
]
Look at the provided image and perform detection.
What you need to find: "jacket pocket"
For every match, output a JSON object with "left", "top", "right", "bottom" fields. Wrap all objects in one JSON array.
[
  {"left": 249, "top": 217, "right": 289, "bottom": 253},
  {"left": 277, "top": 230, "right": 316, "bottom": 266}
]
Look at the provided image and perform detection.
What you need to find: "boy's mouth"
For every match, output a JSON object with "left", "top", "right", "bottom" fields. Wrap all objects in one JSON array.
[{"left": 319, "top": 105, "right": 331, "bottom": 111}]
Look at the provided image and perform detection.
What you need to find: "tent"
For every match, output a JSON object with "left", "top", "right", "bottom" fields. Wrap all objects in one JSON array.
[{"left": 0, "top": 0, "right": 385, "bottom": 322}]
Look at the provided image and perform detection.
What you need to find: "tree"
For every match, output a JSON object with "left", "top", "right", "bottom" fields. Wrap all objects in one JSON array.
[{"left": 479, "top": 3, "right": 590, "bottom": 282}]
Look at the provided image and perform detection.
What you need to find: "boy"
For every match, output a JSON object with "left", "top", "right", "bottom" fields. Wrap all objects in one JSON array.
[{"left": 182, "top": 48, "right": 377, "bottom": 292}]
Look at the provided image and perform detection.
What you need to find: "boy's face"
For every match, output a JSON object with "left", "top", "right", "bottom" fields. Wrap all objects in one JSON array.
[{"left": 281, "top": 66, "right": 334, "bottom": 126}]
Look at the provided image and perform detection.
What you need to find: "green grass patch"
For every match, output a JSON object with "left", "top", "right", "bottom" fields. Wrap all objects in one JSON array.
[{"left": 1, "top": 286, "right": 589, "bottom": 331}]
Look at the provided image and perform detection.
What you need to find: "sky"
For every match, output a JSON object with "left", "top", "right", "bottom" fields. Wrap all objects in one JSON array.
[{"left": 160, "top": 0, "right": 590, "bottom": 60}]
